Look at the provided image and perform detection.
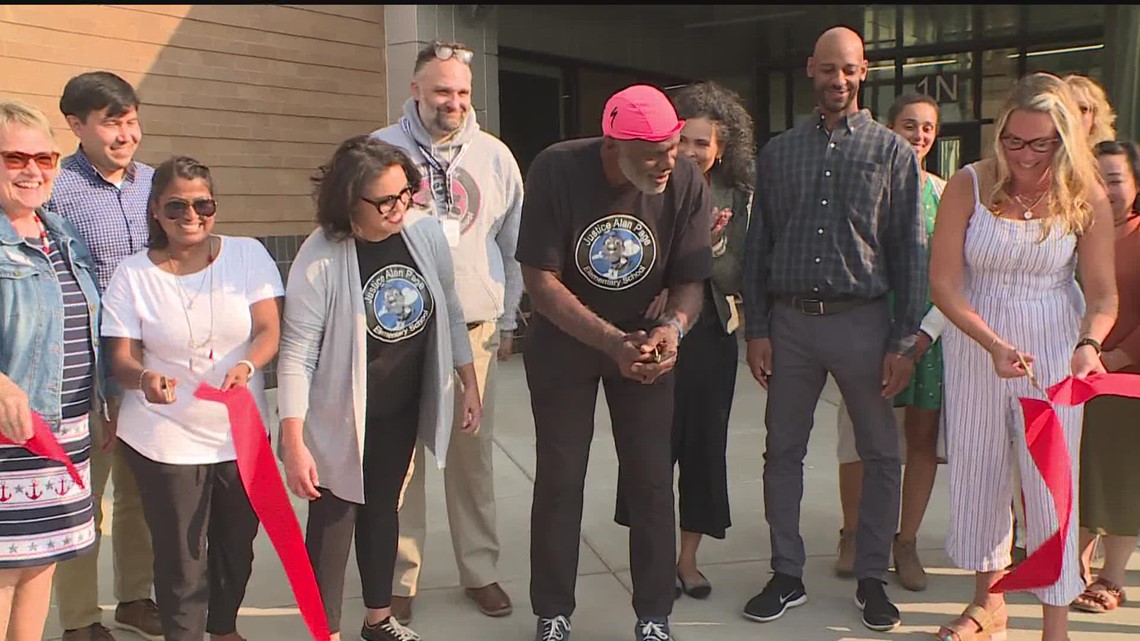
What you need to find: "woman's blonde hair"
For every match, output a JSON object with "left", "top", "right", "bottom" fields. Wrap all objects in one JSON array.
[
  {"left": 1064, "top": 74, "right": 1117, "bottom": 146},
  {"left": 0, "top": 99, "right": 57, "bottom": 145},
  {"left": 990, "top": 72, "right": 1101, "bottom": 238}
]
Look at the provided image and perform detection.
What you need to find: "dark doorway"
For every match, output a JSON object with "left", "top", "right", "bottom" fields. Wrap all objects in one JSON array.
[
  {"left": 499, "top": 67, "right": 564, "bottom": 177},
  {"left": 929, "top": 121, "right": 982, "bottom": 179}
]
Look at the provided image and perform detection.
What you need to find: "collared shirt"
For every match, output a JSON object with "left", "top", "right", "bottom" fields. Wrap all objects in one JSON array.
[
  {"left": 47, "top": 148, "right": 153, "bottom": 293},
  {"left": 742, "top": 109, "right": 925, "bottom": 353}
]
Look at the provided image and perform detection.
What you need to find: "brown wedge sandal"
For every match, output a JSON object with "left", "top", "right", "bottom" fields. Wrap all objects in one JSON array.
[
  {"left": 934, "top": 604, "right": 1008, "bottom": 641},
  {"left": 1072, "top": 577, "right": 1127, "bottom": 613}
]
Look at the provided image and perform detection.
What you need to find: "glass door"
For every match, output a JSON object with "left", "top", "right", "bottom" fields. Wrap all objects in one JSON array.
[{"left": 928, "top": 122, "right": 981, "bottom": 179}]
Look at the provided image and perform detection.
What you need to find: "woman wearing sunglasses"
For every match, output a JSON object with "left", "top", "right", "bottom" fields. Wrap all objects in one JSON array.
[
  {"left": 100, "top": 156, "right": 284, "bottom": 641},
  {"left": 0, "top": 100, "right": 99, "bottom": 641},
  {"left": 278, "top": 136, "right": 479, "bottom": 641}
]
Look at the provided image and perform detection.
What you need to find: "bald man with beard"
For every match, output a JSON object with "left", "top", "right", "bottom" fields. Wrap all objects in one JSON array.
[{"left": 741, "top": 26, "right": 925, "bottom": 631}]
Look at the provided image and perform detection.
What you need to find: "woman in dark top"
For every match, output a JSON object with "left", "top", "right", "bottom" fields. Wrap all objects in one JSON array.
[{"left": 614, "top": 81, "right": 754, "bottom": 599}]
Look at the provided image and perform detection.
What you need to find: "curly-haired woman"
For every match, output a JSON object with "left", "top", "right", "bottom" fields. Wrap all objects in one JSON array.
[
  {"left": 614, "top": 81, "right": 754, "bottom": 600},
  {"left": 1064, "top": 75, "right": 1117, "bottom": 147}
]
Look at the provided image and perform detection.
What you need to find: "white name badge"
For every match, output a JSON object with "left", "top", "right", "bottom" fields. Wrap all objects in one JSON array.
[{"left": 441, "top": 218, "right": 462, "bottom": 248}]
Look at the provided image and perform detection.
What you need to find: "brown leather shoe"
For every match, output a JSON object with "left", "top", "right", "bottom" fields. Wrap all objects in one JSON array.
[
  {"left": 61, "top": 624, "right": 116, "bottom": 641},
  {"left": 114, "top": 598, "right": 164, "bottom": 640},
  {"left": 835, "top": 529, "right": 856, "bottom": 577},
  {"left": 892, "top": 535, "right": 927, "bottom": 591},
  {"left": 464, "top": 582, "right": 513, "bottom": 617},
  {"left": 390, "top": 595, "right": 414, "bottom": 625}
]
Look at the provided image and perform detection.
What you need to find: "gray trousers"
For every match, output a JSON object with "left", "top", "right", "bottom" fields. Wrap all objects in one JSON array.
[{"left": 765, "top": 299, "right": 901, "bottom": 581}]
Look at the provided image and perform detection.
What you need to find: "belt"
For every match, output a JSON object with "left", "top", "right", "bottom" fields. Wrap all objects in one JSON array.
[
  {"left": 466, "top": 321, "right": 484, "bottom": 330},
  {"left": 775, "top": 295, "right": 879, "bottom": 316}
]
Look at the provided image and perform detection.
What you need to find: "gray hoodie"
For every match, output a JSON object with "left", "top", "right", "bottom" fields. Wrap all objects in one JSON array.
[{"left": 371, "top": 99, "right": 524, "bottom": 331}]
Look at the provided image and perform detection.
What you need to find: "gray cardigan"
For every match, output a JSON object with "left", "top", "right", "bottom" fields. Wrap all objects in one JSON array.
[{"left": 277, "top": 210, "right": 473, "bottom": 504}]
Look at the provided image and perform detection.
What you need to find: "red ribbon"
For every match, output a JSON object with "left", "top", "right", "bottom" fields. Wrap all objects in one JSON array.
[
  {"left": 0, "top": 414, "right": 86, "bottom": 489},
  {"left": 991, "top": 372, "right": 1140, "bottom": 593},
  {"left": 194, "top": 383, "right": 330, "bottom": 641}
]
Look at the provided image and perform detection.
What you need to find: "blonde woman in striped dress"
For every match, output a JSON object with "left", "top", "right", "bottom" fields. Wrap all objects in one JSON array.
[{"left": 929, "top": 73, "right": 1117, "bottom": 641}]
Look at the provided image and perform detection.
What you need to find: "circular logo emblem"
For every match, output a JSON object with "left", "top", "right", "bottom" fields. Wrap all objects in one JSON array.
[
  {"left": 575, "top": 214, "right": 657, "bottom": 291},
  {"left": 362, "top": 264, "right": 435, "bottom": 343},
  {"left": 412, "top": 165, "right": 482, "bottom": 234}
]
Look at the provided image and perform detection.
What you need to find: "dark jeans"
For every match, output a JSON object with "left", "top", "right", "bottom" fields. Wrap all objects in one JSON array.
[
  {"left": 305, "top": 404, "right": 420, "bottom": 633},
  {"left": 525, "top": 315, "right": 676, "bottom": 621},
  {"left": 614, "top": 318, "right": 737, "bottom": 539},
  {"left": 765, "top": 299, "right": 901, "bottom": 581},
  {"left": 121, "top": 441, "right": 259, "bottom": 641}
]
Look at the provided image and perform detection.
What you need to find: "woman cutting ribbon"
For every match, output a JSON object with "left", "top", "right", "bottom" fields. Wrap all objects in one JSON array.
[
  {"left": 930, "top": 73, "right": 1117, "bottom": 641},
  {"left": 102, "top": 156, "right": 284, "bottom": 641}
]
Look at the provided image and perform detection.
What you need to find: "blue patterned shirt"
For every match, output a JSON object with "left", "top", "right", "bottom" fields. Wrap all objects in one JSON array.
[
  {"left": 742, "top": 109, "right": 925, "bottom": 353},
  {"left": 47, "top": 149, "right": 153, "bottom": 293}
]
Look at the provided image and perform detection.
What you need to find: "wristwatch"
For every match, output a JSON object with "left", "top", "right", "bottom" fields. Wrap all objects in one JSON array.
[{"left": 1075, "top": 338, "right": 1102, "bottom": 355}]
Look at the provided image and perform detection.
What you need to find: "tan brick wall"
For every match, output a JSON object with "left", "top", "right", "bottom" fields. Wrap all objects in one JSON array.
[{"left": 0, "top": 4, "right": 387, "bottom": 236}]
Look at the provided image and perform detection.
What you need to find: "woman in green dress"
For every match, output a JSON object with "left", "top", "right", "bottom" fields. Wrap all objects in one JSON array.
[{"left": 834, "top": 93, "right": 946, "bottom": 592}]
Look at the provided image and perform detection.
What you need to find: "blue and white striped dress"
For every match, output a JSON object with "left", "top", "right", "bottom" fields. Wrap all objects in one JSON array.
[
  {"left": 942, "top": 164, "right": 1085, "bottom": 606},
  {"left": 0, "top": 232, "right": 96, "bottom": 568}
]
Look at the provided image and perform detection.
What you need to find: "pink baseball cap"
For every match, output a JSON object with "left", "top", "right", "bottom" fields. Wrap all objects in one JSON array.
[{"left": 601, "top": 85, "right": 684, "bottom": 142}]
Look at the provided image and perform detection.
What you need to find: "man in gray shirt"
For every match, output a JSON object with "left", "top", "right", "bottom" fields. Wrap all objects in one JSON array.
[{"left": 740, "top": 26, "right": 925, "bottom": 632}]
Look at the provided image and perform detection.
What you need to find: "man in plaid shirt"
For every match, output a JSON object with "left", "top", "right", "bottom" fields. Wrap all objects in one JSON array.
[
  {"left": 48, "top": 72, "right": 161, "bottom": 641},
  {"left": 740, "top": 27, "right": 925, "bottom": 632}
]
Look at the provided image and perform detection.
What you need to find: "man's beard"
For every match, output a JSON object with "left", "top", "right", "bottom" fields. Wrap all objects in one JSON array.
[{"left": 618, "top": 154, "right": 667, "bottom": 195}]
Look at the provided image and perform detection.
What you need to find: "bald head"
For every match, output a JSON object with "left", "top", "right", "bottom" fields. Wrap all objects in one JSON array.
[{"left": 808, "top": 26, "right": 867, "bottom": 119}]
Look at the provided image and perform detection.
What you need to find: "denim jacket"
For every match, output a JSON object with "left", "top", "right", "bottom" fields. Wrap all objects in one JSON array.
[{"left": 0, "top": 208, "right": 105, "bottom": 427}]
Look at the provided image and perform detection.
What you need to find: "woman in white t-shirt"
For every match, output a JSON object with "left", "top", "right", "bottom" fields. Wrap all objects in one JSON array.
[{"left": 101, "top": 156, "right": 284, "bottom": 641}]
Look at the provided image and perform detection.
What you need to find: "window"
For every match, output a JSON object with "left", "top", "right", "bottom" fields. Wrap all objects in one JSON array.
[
  {"left": 1026, "top": 5, "right": 1105, "bottom": 34},
  {"left": 769, "top": 71, "right": 788, "bottom": 133},
  {"left": 981, "top": 48, "right": 1019, "bottom": 120},
  {"left": 1024, "top": 43, "right": 1105, "bottom": 80},
  {"left": 902, "top": 5, "right": 975, "bottom": 47},
  {"left": 863, "top": 5, "right": 898, "bottom": 51},
  {"left": 983, "top": 5, "right": 1019, "bottom": 38},
  {"left": 900, "top": 53, "right": 974, "bottom": 123}
]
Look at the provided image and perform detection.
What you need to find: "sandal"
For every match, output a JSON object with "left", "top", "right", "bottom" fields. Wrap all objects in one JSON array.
[
  {"left": 1072, "top": 577, "right": 1126, "bottom": 613},
  {"left": 934, "top": 603, "right": 1008, "bottom": 641}
]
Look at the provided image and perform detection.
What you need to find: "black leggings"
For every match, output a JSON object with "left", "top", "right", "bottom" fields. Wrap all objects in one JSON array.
[{"left": 305, "top": 405, "right": 420, "bottom": 633}]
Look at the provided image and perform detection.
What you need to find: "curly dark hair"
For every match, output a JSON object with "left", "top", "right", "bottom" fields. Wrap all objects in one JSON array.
[
  {"left": 147, "top": 156, "right": 215, "bottom": 250},
  {"left": 669, "top": 81, "right": 756, "bottom": 190},
  {"left": 311, "top": 135, "right": 424, "bottom": 242}
]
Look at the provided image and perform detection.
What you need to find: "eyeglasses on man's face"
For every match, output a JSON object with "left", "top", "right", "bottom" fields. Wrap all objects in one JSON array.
[
  {"left": 1000, "top": 134, "right": 1061, "bottom": 154},
  {"left": 361, "top": 185, "right": 414, "bottom": 218}
]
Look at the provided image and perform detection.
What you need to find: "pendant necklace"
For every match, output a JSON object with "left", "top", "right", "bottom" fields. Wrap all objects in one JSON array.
[
  {"left": 1012, "top": 191, "right": 1047, "bottom": 220},
  {"left": 169, "top": 239, "right": 216, "bottom": 370}
]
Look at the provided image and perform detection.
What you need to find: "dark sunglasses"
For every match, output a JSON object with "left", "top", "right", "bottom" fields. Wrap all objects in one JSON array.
[
  {"left": 999, "top": 134, "right": 1060, "bottom": 153},
  {"left": 2, "top": 151, "right": 60, "bottom": 171},
  {"left": 433, "top": 43, "right": 474, "bottom": 65},
  {"left": 161, "top": 198, "right": 218, "bottom": 219},
  {"left": 361, "top": 186, "right": 414, "bottom": 218}
]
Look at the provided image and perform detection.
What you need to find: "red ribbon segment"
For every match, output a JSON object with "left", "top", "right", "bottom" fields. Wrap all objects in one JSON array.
[
  {"left": 992, "top": 372, "right": 1140, "bottom": 593},
  {"left": 194, "top": 383, "right": 330, "bottom": 641},
  {"left": 0, "top": 414, "right": 86, "bottom": 489}
]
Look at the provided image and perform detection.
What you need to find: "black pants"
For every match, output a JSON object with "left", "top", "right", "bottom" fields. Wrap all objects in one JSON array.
[
  {"left": 525, "top": 315, "right": 676, "bottom": 621},
  {"left": 305, "top": 405, "right": 420, "bottom": 633},
  {"left": 121, "top": 441, "right": 259, "bottom": 641},
  {"left": 615, "top": 318, "right": 737, "bottom": 539}
]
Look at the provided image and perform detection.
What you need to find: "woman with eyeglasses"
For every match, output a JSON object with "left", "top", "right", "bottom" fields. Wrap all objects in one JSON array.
[
  {"left": 1071, "top": 140, "right": 1140, "bottom": 615},
  {"left": 0, "top": 99, "right": 98, "bottom": 641},
  {"left": 101, "top": 156, "right": 284, "bottom": 641},
  {"left": 278, "top": 136, "right": 479, "bottom": 641},
  {"left": 930, "top": 73, "right": 1116, "bottom": 641}
]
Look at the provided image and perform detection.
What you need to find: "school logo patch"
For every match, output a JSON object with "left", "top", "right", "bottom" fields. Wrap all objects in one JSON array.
[
  {"left": 575, "top": 214, "right": 657, "bottom": 291},
  {"left": 362, "top": 264, "right": 434, "bottom": 343},
  {"left": 411, "top": 165, "right": 483, "bottom": 234}
]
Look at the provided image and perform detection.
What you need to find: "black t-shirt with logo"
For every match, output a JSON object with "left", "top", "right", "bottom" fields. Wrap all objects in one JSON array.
[
  {"left": 515, "top": 137, "right": 713, "bottom": 332},
  {"left": 357, "top": 234, "right": 435, "bottom": 418}
]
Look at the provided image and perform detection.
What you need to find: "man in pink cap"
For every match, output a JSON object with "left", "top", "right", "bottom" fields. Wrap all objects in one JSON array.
[{"left": 515, "top": 84, "right": 712, "bottom": 641}]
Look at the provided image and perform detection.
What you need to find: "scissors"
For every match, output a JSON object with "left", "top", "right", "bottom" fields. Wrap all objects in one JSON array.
[{"left": 1016, "top": 352, "right": 1040, "bottom": 391}]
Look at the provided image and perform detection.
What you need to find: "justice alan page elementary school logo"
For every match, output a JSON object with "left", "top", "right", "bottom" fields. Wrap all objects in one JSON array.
[
  {"left": 575, "top": 213, "right": 657, "bottom": 291},
  {"left": 363, "top": 264, "right": 434, "bottom": 343}
]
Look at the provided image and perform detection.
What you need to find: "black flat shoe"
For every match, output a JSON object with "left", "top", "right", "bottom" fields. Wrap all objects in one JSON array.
[{"left": 678, "top": 570, "right": 712, "bottom": 599}]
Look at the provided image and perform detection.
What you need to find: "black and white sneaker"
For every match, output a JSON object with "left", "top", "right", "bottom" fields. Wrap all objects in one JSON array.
[
  {"left": 360, "top": 616, "right": 421, "bottom": 641},
  {"left": 855, "top": 578, "right": 901, "bottom": 632},
  {"left": 636, "top": 618, "right": 671, "bottom": 641},
  {"left": 742, "top": 573, "right": 808, "bottom": 623},
  {"left": 535, "top": 615, "right": 571, "bottom": 641}
]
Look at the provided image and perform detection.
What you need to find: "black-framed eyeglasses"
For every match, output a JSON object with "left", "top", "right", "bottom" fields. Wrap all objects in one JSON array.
[
  {"left": 433, "top": 43, "right": 474, "bottom": 65},
  {"left": 161, "top": 198, "right": 217, "bottom": 219},
  {"left": 1000, "top": 134, "right": 1061, "bottom": 153},
  {"left": 361, "top": 186, "right": 414, "bottom": 218}
]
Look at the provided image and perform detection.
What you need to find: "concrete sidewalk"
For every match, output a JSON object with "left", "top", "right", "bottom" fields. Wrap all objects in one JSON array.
[{"left": 46, "top": 358, "right": 1140, "bottom": 640}]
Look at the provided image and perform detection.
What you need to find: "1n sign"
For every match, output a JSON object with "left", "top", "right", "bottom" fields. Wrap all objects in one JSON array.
[{"left": 915, "top": 74, "right": 959, "bottom": 104}]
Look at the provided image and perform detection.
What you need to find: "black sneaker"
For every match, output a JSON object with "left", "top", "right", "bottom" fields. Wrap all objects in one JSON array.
[
  {"left": 535, "top": 615, "right": 571, "bottom": 641},
  {"left": 742, "top": 573, "right": 808, "bottom": 623},
  {"left": 855, "top": 578, "right": 901, "bottom": 632},
  {"left": 361, "top": 617, "right": 422, "bottom": 641},
  {"left": 636, "top": 619, "right": 671, "bottom": 641}
]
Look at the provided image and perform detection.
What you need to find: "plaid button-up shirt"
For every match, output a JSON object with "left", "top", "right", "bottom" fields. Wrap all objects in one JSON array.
[
  {"left": 47, "top": 149, "right": 153, "bottom": 293},
  {"left": 742, "top": 109, "right": 926, "bottom": 354}
]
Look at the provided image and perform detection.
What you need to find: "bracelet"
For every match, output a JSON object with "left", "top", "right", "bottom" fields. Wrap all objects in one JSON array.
[
  {"left": 665, "top": 317, "right": 685, "bottom": 341},
  {"left": 237, "top": 360, "right": 256, "bottom": 376},
  {"left": 1075, "top": 338, "right": 1102, "bottom": 355},
  {"left": 137, "top": 368, "right": 151, "bottom": 390}
]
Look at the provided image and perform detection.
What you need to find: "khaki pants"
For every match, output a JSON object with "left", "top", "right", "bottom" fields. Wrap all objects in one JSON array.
[
  {"left": 54, "top": 411, "right": 155, "bottom": 630},
  {"left": 393, "top": 322, "right": 501, "bottom": 596}
]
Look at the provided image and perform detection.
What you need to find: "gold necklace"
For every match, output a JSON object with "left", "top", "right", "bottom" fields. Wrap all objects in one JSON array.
[
  {"left": 166, "top": 238, "right": 216, "bottom": 368},
  {"left": 1011, "top": 191, "right": 1047, "bottom": 220}
]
